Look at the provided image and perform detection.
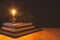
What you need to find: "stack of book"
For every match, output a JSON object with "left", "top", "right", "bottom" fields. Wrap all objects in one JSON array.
[{"left": 0, "top": 23, "right": 40, "bottom": 38}]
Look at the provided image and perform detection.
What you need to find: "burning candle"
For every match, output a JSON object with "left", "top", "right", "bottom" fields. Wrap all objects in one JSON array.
[{"left": 11, "top": 8, "right": 17, "bottom": 23}]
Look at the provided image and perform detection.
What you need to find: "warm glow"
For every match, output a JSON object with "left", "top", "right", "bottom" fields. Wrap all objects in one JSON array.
[{"left": 11, "top": 9, "right": 16, "bottom": 16}]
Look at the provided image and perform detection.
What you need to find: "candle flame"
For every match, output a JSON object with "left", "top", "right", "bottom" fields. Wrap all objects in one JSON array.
[{"left": 11, "top": 9, "right": 16, "bottom": 16}]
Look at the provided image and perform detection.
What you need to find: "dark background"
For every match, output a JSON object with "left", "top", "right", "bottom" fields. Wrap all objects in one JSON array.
[{"left": 0, "top": 0, "right": 60, "bottom": 27}]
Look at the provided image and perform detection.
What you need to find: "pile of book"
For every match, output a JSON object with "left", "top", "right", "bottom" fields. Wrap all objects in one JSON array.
[{"left": 0, "top": 23, "right": 40, "bottom": 38}]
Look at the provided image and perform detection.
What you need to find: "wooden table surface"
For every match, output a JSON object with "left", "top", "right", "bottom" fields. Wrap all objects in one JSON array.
[{"left": 0, "top": 28, "right": 60, "bottom": 40}]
